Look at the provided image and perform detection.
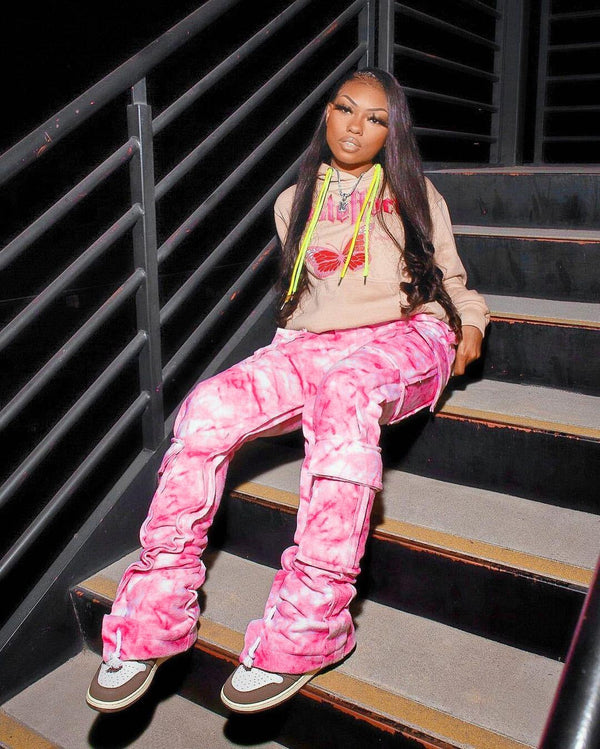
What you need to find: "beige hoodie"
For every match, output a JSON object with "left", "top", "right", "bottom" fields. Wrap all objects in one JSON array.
[{"left": 275, "top": 164, "right": 489, "bottom": 335}]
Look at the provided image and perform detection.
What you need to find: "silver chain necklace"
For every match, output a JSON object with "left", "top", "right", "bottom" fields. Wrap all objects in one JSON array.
[{"left": 335, "top": 169, "right": 367, "bottom": 212}]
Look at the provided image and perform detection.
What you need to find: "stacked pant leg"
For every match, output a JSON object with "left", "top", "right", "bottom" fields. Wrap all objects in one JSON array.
[{"left": 102, "top": 316, "right": 455, "bottom": 670}]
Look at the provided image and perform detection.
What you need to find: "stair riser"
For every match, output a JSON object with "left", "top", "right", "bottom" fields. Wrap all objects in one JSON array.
[
  {"left": 380, "top": 416, "right": 600, "bottom": 512},
  {"left": 457, "top": 236, "right": 599, "bottom": 303},
  {"left": 214, "top": 494, "right": 582, "bottom": 661},
  {"left": 475, "top": 320, "right": 600, "bottom": 395},
  {"left": 73, "top": 591, "right": 442, "bottom": 749},
  {"left": 427, "top": 172, "right": 600, "bottom": 227}
]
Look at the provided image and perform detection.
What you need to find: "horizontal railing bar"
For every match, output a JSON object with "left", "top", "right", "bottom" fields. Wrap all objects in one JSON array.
[
  {"left": 454, "top": 0, "right": 501, "bottom": 18},
  {"left": 0, "top": 204, "right": 141, "bottom": 353},
  {"left": 0, "top": 332, "right": 147, "bottom": 509},
  {"left": 157, "top": 44, "right": 364, "bottom": 264},
  {"left": 414, "top": 126, "right": 495, "bottom": 142},
  {"left": 543, "top": 135, "right": 600, "bottom": 142},
  {"left": 550, "top": 41, "right": 600, "bottom": 51},
  {"left": 545, "top": 104, "right": 600, "bottom": 112},
  {"left": 0, "top": 392, "right": 150, "bottom": 580},
  {"left": 190, "top": 288, "right": 278, "bottom": 394},
  {"left": 0, "top": 269, "right": 145, "bottom": 431},
  {"left": 403, "top": 86, "right": 497, "bottom": 111},
  {"left": 0, "top": 139, "right": 137, "bottom": 273},
  {"left": 160, "top": 156, "right": 302, "bottom": 325},
  {"left": 155, "top": 0, "right": 365, "bottom": 203},
  {"left": 0, "top": 0, "right": 242, "bottom": 187},
  {"left": 395, "top": 4, "right": 499, "bottom": 49},
  {"left": 153, "top": 0, "right": 315, "bottom": 135},
  {"left": 394, "top": 45, "right": 498, "bottom": 81},
  {"left": 163, "top": 239, "right": 277, "bottom": 384},
  {"left": 551, "top": 10, "right": 600, "bottom": 20},
  {"left": 548, "top": 73, "right": 600, "bottom": 82}
]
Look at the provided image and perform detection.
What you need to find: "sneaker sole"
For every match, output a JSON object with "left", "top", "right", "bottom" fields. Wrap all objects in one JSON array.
[
  {"left": 85, "top": 656, "right": 168, "bottom": 713},
  {"left": 220, "top": 669, "right": 319, "bottom": 714}
]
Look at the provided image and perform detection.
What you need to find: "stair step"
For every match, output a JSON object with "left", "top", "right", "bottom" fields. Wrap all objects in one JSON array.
[
  {"left": 455, "top": 225, "right": 600, "bottom": 242},
  {"left": 427, "top": 167, "right": 600, "bottom": 228},
  {"left": 0, "top": 710, "right": 58, "bottom": 749},
  {"left": 476, "top": 296, "right": 600, "bottom": 392},
  {"left": 376, "top": 377, "right": 599, "bottom": 511},
  {"left": 488, "top": 295, "right": 599, "bottom": 326},
  {"left": 441, "top": 379, "right": 599, "bottom": 439},
  {"left": 214, "top": 440, "right": 587, "bottom": 658},
  {"left": 455, "top": 229, "right": 599, "bottom": 304},
  {"left": 227, "top": 442, "right": 599, "bottom": 585},
  {"left": 1, "top": 650, "right": 285, "bottom": 749},
  {"left": 73, "top": 551, "right": 562, "bottom": 749}
]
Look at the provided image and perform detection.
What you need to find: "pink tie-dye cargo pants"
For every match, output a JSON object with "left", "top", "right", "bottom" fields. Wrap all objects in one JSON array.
[{"left": 101, "top": 313, "right": 456, "bottom": 674}]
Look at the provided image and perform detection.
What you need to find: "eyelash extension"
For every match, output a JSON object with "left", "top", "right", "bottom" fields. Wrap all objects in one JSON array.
[{"left": 333, "top": 103, "right": 387, "bottom": 126}]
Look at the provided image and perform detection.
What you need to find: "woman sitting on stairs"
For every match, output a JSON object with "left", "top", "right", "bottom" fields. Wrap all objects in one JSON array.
[{"left": 86, "top": 66, "right": 489, "bottom": 715}]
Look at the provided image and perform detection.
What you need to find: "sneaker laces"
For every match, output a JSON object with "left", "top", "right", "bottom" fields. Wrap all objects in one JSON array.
[{"left": 242, "top": 605, "right": 277, "bottom": 668}]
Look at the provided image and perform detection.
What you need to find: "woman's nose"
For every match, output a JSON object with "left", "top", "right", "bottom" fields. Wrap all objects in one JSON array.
[{"left": 347, "top": 116, "right": 362, "bottom": 134}]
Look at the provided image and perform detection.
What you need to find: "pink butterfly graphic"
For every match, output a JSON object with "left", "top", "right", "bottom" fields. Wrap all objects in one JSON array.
[{"left": 306, "top": 234, "right": 366, "bottom": 279}]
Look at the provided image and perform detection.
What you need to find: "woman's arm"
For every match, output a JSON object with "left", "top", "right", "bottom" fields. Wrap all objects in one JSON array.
[{"left": 427, "top": 180, "right": 489, "bottom": 373}]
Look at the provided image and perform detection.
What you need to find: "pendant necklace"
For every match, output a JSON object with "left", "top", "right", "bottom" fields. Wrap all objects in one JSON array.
[{"left": 335, "top": 169, "right": 366, "bottom": 212}]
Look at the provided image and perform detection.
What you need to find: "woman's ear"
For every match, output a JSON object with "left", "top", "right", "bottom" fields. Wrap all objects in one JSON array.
[{"left": 325, "top": 102, "right": 333, "bottom": 124}]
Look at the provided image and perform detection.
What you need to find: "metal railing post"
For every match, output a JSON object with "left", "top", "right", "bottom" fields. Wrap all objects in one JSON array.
[
  {"left": 358, "top": 0, "right": 376, "bottom": 68},
  {"left": 534, "top": 0, "right": 551, "bottom": 163},
  {"left": 127, "top": 79, "right": 165, "bottom": 449},
  {"left": 490, "top": 0, "right": 527, "bottom": 165},
  {"left": 378, "top": 0, "right": 395, "bottom": 72}
]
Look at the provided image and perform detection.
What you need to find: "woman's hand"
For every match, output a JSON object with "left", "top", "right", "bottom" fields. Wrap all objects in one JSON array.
[{"left": 453, "top": 325, "right": 483, "bottom": 376}]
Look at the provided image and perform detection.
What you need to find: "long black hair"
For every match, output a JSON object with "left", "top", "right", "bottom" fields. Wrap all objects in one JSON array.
[{"left": 275, "top": 67, "right": 462, "bottom": 339}]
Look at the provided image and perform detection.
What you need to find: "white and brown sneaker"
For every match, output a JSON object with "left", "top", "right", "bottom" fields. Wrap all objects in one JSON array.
[
  {"left": 220, "top": 664, "right": 320, "bottom": 713},
  {"left": 86, "top": 656, "right": 168, "bottom": 713}
]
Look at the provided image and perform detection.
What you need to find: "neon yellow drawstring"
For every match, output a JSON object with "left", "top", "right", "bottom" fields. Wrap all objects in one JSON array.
[
  {"left": 284, "top": 164, "right": 382, "bottom": 302},
  {"left": 339, "top": 163, "right": 381, "bottom": 282},
  {"left": 284, "top": 168, "right": 334, "bottom": 303}
]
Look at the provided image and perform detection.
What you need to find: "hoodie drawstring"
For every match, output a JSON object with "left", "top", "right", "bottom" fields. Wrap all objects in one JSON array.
[
  {"left": 285, "top": 165, "right": 382, "bottom": 303},
  {"left": 339, "top": 164, "right": 381, "bottom": 284},
  {"left": 285, "top": 169, "right": 334, "bottom": 303}
]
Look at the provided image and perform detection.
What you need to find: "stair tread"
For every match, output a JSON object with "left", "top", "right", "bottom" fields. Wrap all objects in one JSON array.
[
  {"left": 228, "top": 442, "right": 600, "bottom": 580},
  {"left": 91, "top": 549, "right": 561, "bottom": 748},
  {"left": 442, "top": 378, "right": 600, "bottom": 435},
  {"left": 485, "top": 294, "right": 600, "bottom": 325},
  {"left": 2, "top": 649, "right": 284, "bottom": 749},
  {"left": 455, "top": 224, "right": 600, "bottom": 241},
  {"left": 428, "top": 165, "right": 600, "bottom": 174}
]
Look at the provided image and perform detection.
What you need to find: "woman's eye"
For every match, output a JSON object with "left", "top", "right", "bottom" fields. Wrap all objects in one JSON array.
[
  {"left": 335, "top": 104, "right": 352, "bottom": 114},
  {"left": 369, "top": 116, "right": 388, "bottom": 127}
]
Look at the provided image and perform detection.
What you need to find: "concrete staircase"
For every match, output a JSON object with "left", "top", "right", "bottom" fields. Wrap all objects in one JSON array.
[{"left": 1, "top": 167, "right": 599, "bottom": 748}]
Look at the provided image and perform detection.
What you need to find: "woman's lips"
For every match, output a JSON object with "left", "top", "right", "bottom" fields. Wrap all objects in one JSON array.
[{"left": 339, "top": 138, "right": 360, "bottom": 152}]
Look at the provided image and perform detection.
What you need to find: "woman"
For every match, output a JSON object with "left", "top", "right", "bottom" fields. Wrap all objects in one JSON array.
[{"left": 86, "top": 67, "right": 488, "bottom": 715}]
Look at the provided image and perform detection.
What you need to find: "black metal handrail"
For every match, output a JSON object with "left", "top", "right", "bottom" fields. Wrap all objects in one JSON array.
[
  {"left": 394, "top": 3, "right": 499, "bottom": 49},
  {"left": 0, "top": 205, "right": 142, "bottom": 351},
  {"left": 0, "top": 269, "right": 145, "bottom": 431},
  {"left": 0, "top": 0, "right": 241, "bottom": 186},
  {"left": 540, "top": 555, "right": 600, "bottom": 748}
]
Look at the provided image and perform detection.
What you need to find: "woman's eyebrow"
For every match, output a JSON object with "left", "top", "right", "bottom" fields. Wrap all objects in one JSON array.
[{"left": 338, "top": 94, "right": 388, "bottom": 113}]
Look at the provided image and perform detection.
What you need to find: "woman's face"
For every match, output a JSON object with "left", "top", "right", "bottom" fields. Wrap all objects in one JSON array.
[{"left": 325, "top": 78, "right": 389, "bottom": 176}]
